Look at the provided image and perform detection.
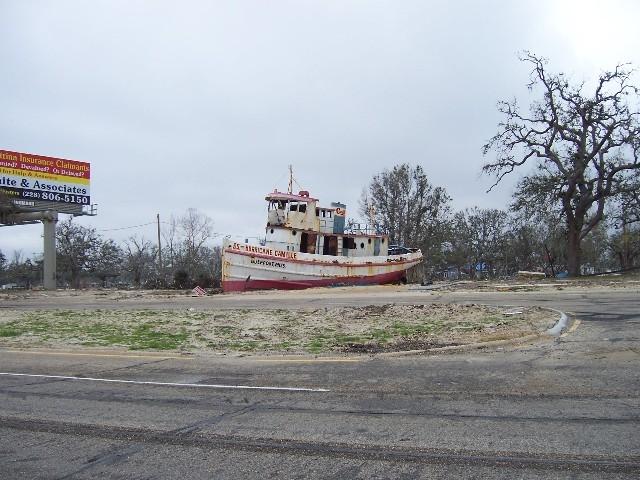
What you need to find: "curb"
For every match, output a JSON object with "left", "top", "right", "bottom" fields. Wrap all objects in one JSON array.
[
  {"left": 379, "top": 308, "right": 569, "bottom": 358},
  {"left": 546, "top": 308, "right": 569, "bottom": 336},
  {"left": 378, "top": 333, "right": 549, "bottom": 357}
]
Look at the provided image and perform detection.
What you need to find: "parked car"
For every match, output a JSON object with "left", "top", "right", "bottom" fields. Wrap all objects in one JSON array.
[{"left": 388, "top": 245, "right": 418, "bottom": 255}]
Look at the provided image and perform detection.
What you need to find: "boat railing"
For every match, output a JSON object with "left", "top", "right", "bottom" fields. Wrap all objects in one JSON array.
[{"left": 344, "top": 223, "right": 381, "bottom": 236}]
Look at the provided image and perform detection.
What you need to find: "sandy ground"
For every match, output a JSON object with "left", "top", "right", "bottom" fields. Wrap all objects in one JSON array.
[
  {"left": 0, "top": 282, "right": 563, "bottom": 354},
  {"left": 4, "top": 275, "right": 636, "bottom": 354}
]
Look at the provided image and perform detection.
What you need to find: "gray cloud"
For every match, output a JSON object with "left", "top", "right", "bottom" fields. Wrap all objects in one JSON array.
[{"left": 2, "top": 0, "right": 639, "bottom": 257}]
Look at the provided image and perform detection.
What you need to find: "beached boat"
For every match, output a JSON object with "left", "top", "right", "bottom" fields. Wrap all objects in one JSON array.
[{"left": 221, "top": 186, "right": 423, "bottom": 292}]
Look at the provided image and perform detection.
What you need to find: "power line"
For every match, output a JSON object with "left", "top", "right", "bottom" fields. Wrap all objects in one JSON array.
[
  {"left": 98, "top": 222, "right": 157, "bottom": 232},
  {"left": 98, "top": 221, "right": 261, "bottom": 240}
]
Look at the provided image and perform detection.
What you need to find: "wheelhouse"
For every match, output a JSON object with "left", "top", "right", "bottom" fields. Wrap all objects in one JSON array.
[{"left": 263, "top": 190, "right": 389, "bottom": 257}]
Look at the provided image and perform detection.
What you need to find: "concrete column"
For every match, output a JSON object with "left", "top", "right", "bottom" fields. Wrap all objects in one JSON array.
[{"left": 42, "top": 212, "right": 58, "bottom": 290}]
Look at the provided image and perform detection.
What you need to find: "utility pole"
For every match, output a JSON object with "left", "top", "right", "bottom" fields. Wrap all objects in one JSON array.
[{"left": 157, "top": 213, "right": 163, "bottom": 274}]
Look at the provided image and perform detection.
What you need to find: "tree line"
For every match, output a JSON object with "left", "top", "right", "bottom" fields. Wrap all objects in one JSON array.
[
  {"left": 0, "top": 208, "right": 221, "bottom": 289},
  {"left": 360, "top": 163, "right": 639, "bottom": 279}
]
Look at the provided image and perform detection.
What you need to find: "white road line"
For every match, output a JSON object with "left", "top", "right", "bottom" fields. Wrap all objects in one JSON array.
[{"left": 0, "top": 372, "right": 330, "bottom": 393}]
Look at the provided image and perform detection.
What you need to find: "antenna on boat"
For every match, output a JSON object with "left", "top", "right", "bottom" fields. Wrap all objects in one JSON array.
[
  {"left": 368, "top": 203, "right": 377, "bottom": 233},
  {"left": 287, "top": 165, "right": 305, "bottom": 194}
]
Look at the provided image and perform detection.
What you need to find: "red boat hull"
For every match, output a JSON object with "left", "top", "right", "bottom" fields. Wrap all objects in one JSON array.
[{"left": 222, "top": 269, "right": 407, "bottom": 292}]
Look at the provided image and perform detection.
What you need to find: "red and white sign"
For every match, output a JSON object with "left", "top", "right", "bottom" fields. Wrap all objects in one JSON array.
[{"left": 192, "top": 286, "right": 207, "bottom": 296}]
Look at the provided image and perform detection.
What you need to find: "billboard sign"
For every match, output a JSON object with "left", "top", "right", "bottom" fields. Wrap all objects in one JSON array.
[{"left": 0, "top": 149, "right": 90, "bottom": 206}]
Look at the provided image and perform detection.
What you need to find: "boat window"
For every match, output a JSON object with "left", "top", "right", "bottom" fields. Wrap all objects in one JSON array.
[
  {"left": 292, "top": 230, "right": 297, "bottom": 236},
  {"left": 360, "top": 242, "right": 365, "bottom": 249},
  {"left": 270, "top": 229, "right": 274, "bottom": 234},
  {"left": 290, "top": 203, "right": 298, "bottom": 212},
  {"left": 299, "top": 203, "right": 307, "bottom": 213},
  {"left": 327, "top": 211, "right": 332, "bottom": 218},
  {"left": 368, "top": 238, "right": 372, "bottom": 244},
  {"left": 300, "top": 232, "right": 317, "bottom": 253},
  {"left": 343, "top": 237, "right": 356, "bottom": 249},
  {"left": 381, "top": 238, "right": 385, "bottom": 244},
  {"left": 316, "top": 208, "right": 320, "bottom": 216}
]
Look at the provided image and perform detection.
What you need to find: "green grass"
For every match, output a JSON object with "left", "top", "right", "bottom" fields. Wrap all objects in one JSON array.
[
  {"left": 306, "top": 337, "right": 328, "bottom": 354},
  {"left": 0, "top": 327, "right": 21, "bottom": 337},
  {"left": 0, "top": 313, "right": 188, "bottom": 351}
]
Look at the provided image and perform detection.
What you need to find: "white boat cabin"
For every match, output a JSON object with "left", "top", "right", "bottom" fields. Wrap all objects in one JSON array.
[{"left": 264, "top": 190, "right": 389, "bottom": 257}]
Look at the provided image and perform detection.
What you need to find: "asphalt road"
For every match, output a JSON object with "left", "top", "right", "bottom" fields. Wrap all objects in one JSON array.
[{"left": 1, "top": 288, "right": 639, "bottom": 479}]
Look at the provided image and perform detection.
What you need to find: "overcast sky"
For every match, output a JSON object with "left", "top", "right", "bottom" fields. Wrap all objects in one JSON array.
[{"left": 2, "top": 0, "right": 639, "bottom": 259}]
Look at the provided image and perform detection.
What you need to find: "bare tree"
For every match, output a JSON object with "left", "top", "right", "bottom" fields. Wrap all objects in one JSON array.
[
  {"left": 4, "top": 250, "right": 37, "bottom": 287},
  {"left": 446, "top": 208, "right": 509, "bottom": 278},
  {"left": 123, "top": 236, "right": 157, "bottom": 287},
  {"left": 90, "top": 240, "right": 123, "bottom": 287},
  {"left": 483, "top": 52, "right": 640, "bottom": 276},
  {"left": 162, "top": 215, "right": 180, "bottom": 274},
  {"left": 56, "top": 217, "right": 101, "bottom": 288},
  {"left": 178, "top": 208, "right": 214, "bottom": 275},
  {"left": 10, "top": 250, "right": 24, "bottom": 267},
  {"left": 609, "top": 224, "right": 640, "bottom": 270},
  {"left": 0, "top": 250, "right": 6, "bottom": 276},
  {"left": 360, "top": 164, "right": 451, "bottom": 268}
]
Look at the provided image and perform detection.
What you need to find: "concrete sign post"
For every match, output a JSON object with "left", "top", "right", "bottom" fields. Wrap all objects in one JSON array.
[{"left": 43, "top": 212, "right": 58, "bottom": 290}]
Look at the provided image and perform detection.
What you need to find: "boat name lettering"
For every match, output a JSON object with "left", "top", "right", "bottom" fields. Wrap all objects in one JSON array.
[
  {"left": 250, "top": 258, "right": 286, "bottom": 268},
  {"left": 231, "top": 242, "right": 297, "bottom": 259}
]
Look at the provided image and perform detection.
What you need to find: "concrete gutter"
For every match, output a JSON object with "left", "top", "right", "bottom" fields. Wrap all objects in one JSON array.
[{"left": 546, "top": 308, "right": 569, "bottom": 336}]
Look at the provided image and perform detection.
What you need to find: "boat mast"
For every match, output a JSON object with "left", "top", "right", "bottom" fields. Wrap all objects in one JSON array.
[{"left": 288, "top": 164, "right": 293, "bottom": 194}]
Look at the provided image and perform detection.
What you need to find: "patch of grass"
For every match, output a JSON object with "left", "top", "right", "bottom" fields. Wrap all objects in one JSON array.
[
  {"left": 0, "top": 318, "right": 52, "bottom": 337},
  {"left": 0, "top": 326, "right": 21, "bottom": 337},
  {"left": 389, "top": 321, "right": 445, "bottom": 336},
  {"left": 369, "top": 328, "right": 393, "bottom": 343},
  {"left": 78, "top": 323, "right": 188, "bottom": 350},
  {"left": 0, "top": 313, "right": 188, "bottom": 351},
  {"left": 213, "top": 325, "right": 240, "bottom": 336},
  {"left": 334, "top": 334, "right": 363, "bottom": 344},
  {"left": 128, "top": 324, "right": 187, "bottom": 350},
  {"left": 273, "top": 341, "right": 297, "bottom": 351},
  {"left": 480, "top": 315, "right": 510, "bottom": 326},
  {"left": 306, "top": 337, "right": 328, "bottom": 354}
]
